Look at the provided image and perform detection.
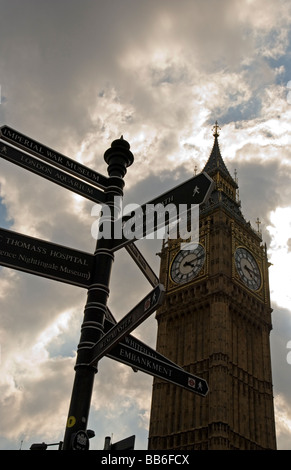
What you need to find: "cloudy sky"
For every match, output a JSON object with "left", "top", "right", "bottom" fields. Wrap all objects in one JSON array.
[{"left": 0, "top": 0, "right": 291, "bottom": 451}]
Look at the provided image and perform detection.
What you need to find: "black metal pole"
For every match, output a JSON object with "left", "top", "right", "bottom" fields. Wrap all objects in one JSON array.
[{"left": 62, "top": 137, "right": 134, "bottom": 450}]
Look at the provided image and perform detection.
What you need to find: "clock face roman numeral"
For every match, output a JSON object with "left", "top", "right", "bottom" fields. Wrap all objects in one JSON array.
[
  {"left": 235, "top": 247, "right": 261, "bottom": 291},
  {"left": 170, "top": 245, "right": 205, "bottom": 284}
]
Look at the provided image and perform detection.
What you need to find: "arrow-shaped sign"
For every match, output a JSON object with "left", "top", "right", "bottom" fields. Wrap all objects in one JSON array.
[
  {"left": 125, "top": 242, "right": 159, "bottom": 287},
  {"left": 89, "top": 284, "right": 165, "bottom": 366},
  {"left": 108, "top": 342, "right": 209, "bottom": 397},
  {"left": 0, "top": 227, "right": 94, "bottom": 288},
  {"left": 0, "top": 125, "right": 109, "bottom": 189},
  {"left": 0, "top": 142, "right": 106, "bottom": 205},
  {"left": 104, "top": 309, "right": 183, "bottom": 370},
  {"left": 112, "top": 172, "right": 214, "bottom": 251}
]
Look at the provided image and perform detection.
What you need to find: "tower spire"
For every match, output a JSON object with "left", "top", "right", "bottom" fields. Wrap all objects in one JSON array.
[
  {"left": 212, "top": 120, "right": 221, "bottom": 137},
  {"left": 201, "top": 122, "right": 245, "bottom": 219},
  {"left": 203, "top": 122, "right": 234, "bottom": 183}
]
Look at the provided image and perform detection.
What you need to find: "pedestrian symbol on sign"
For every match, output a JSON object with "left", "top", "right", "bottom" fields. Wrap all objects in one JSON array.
[
  {"left": 144, "top": 297, "right": 151, "bottom": 311},
  {"left": 188, "top": 377, "right": 196, "bottom": 388}
]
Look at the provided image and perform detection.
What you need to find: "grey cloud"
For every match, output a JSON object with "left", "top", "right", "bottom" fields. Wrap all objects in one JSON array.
[
  {"left": 227, "top": 154, "right": 291, "bottom": 245},
  {"left": 271, "top": 306, "right": 291, "bottom": 397},
  {"left": 0, "top": 356, "right": 74, "bottom": 443},
  {"left": 0, "top": 0, "right": 287, "bottom": 151}
]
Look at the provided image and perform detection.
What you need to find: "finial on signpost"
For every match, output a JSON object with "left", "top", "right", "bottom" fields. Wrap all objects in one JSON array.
[{"left": 104, "top": 136, "right": 134, "bottom": 177}]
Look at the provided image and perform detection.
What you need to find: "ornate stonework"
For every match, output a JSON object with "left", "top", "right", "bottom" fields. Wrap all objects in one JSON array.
[{"left": 148, "top": 126, "right": 276, "bottom": 450}]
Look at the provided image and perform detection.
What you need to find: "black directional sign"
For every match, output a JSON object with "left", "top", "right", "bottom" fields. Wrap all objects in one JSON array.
[
  {"left": 141, "top": 171, "right": 214, "bottom": 207},
  {"left": 0, "top": 125, "right": 109, "bottom": 189},
  {"left": 108, "top": 342, "right": 209, "bottom": 397},
  {"left": 103, "top": 307, "right": 208, "bottom": 396},
  {"left": 104, "top": 310, "right": 183, "bottom": 369},
  {"left": 0, "top": 142, "right": 106, "bottom": 204},
  {"left": 89, "top": 284, "right": 165, "bottom": 366},
  {"left": 125, "top": 242, "right": 159, "bottom": 287},
  {"left": 112, "top": 171, "right": 214, "bottom": 250},
  {"left": 0, "top": 227, "right": 94, "bottom": 288}
]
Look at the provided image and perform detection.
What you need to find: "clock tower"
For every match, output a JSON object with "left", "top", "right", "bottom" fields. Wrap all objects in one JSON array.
[{"left": 148, "top": 124, "right": 277, "bottom": 450}]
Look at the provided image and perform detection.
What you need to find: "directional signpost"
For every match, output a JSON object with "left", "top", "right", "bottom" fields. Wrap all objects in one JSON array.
[
  {"left": 0, "top": 227, "right": 94, "bottom": 288},
  {"left": 0, "top": 125, "right": 109, "bottom": 189},
  {"left": 0, "top": 142, "right": 106, "bottom": 204},
  {"left": 89, "top": 284, "right": 165, "bottom": 366},
  {"left": 0, "top": 125, "right": 213, "bottom": 449}
]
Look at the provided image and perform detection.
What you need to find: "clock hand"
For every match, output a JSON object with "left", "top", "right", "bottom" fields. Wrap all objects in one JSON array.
[
  {"left": 244, "top": 265, "right": 256, "bottom": 278},
  {"left": 184, "top": 261, "right": 195, "bottom": 267},
  {"left": 183, "top": 254, "right": 204, "bottom": 267}
]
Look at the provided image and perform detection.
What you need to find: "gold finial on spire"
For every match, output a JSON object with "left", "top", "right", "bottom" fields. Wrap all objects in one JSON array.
[
  {"left": 194, "top": 164, "right": 198, "bottom": 176},
  {"left": 212, "top": 120, "right": 221, "bottom": 137}
]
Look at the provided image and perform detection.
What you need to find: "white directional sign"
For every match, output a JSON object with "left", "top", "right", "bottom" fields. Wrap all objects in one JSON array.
[{"left": 89, "top": 284, "right": 165, "bottom": 366}]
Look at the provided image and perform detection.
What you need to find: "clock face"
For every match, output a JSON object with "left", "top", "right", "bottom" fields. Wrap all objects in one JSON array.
[
  {"left": 170, "top": 244, "right": 205, "bottom": 284},
  {"left": 235, "top": 247, "right": 261, "bottom": 291}
]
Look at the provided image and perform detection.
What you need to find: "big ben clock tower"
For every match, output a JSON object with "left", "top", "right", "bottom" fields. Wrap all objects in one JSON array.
[{"left": 148, "top": 124, "right": 277, "bottom": 450}]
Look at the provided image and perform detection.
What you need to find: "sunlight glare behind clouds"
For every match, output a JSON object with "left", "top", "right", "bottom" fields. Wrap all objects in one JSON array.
[{"left": 268, "top": 207, "right": 291, "bottom": 310}]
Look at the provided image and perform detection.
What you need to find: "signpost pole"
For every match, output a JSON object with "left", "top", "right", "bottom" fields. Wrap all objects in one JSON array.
[{"left": 62, "top": 137, "right": 134, "bottom": 450}]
